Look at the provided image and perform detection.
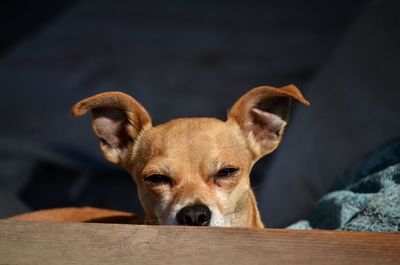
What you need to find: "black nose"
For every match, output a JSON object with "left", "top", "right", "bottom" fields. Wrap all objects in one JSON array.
[{"left": 176, "top": 205, "right": 212, "bottom": 226}]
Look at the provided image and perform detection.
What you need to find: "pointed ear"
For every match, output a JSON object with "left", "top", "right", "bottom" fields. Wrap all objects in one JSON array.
[
  {"left": 228, "top": 84, "right": 310, "bottom": 160},
  {"left": 70, "top": 92, "right": 152, "bottom": 165}
]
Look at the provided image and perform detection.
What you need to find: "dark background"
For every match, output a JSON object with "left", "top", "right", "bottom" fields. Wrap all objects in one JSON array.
[{"left": 0, "top": 0, "right": 399, "bottom": 227}]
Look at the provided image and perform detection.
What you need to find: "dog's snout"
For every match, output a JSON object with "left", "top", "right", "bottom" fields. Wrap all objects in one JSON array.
[{"left": 176, "top": 205, "right": 211, "bottom": 226}]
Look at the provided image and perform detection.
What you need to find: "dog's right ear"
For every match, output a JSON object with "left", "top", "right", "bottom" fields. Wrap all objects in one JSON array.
[{"left": 70, "top": 92, "right": 152, "bottom": 165}]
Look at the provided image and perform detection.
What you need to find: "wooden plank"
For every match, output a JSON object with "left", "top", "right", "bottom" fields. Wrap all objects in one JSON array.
[{"left": 0, "top": 220, "right": 399, "bottom": 265}]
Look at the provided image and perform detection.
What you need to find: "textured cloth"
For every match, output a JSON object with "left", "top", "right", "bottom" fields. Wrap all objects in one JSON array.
[{"left": 288, "top": 140, "right": 400, "bottom": 232}]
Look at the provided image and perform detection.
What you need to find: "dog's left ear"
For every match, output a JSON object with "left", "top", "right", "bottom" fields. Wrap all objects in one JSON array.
[{"left": 228, "top": 85, "right": 310, "bottom": 160}]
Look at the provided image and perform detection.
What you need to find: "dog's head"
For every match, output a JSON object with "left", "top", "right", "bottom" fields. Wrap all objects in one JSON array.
[{"left": 71, "top": 85, "right": 309, "bottom": 228}]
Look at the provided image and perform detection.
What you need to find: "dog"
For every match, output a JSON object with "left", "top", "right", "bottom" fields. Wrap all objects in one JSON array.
[
  {"left": 65, "top": 84, "right": 309, "bottom": 228},
  {"left": 9, "top": 85, "right": 309, "bottom": 228}
]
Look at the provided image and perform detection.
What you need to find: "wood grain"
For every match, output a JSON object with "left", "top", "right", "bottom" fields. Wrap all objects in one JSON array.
[{"left": 0, "top": 220, "right": 399, "bottom": 265}]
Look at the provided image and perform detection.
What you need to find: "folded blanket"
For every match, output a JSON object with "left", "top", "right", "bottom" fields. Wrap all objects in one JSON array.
[{"left": 289, "top": 139, "right": 400, "bottom": 232}]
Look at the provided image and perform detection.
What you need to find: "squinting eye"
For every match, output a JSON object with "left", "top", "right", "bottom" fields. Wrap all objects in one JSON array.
[
  {"left": 144, "top": 174, "right": 173, "bottom": 186},
  {"left": 215, "top": 167, "right": 239, "bottom": 179}
]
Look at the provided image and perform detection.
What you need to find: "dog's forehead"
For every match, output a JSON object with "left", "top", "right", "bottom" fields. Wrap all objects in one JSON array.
[{"left": 141, "top": 117, "right": 250, "bottom": 163}]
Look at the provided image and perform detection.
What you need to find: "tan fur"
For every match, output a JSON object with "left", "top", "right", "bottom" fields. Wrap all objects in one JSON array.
[
  {"left": 9, "top": 85, "right": 309, "bottom": 228},
  {"left": 9, "top": 207, "right": 143, "bottom": 224}
]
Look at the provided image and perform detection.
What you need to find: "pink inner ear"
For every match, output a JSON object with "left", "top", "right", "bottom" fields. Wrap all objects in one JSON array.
[
  {"left": 94, "top": 116, "right": 125, "bottom": 148},
  {"left": 250, "top": 108, "right": 286, "bottom": 140},
  {"left": 92, "top": 108, "right": 130, "bottom": 149}
]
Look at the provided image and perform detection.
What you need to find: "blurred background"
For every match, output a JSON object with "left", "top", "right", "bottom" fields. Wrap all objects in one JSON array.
[{"left": 0, "top": 0, "right": 399, "bottom": 227}]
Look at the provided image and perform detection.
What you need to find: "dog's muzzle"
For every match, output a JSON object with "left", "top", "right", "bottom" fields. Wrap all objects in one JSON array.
[{"left": 176, "top": 205, "right": 211, "bottom": 226}]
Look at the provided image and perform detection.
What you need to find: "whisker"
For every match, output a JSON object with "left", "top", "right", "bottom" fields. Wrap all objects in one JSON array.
[{"left": 250, "top": 184, "right": 265, "bottom": 191}]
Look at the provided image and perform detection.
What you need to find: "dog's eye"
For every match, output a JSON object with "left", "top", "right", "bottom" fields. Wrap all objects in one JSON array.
[
  {"left": 215, "top": 167, "right": 239, "bottom": 179},
  {"left": 144, "top": 174, "right": 173, "bottom": 186}
]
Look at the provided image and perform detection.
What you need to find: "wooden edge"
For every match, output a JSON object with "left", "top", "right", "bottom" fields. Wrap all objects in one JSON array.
[{"left": 0, "top": 220, "right": 399, "bottom": 265}]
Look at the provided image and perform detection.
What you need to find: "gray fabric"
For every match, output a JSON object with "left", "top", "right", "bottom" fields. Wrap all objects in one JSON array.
[
  {"left": 259, "top": 0, "right": 400, "bottom": 227},
  {"left": 288, "top": 140, "right": 400, "bottom": 232},
  {"left": 0, "top": 0, "right": 365, "bottom": 221},
  {"left": 0, "top": 137, "right": 142, "bottom": 219}
]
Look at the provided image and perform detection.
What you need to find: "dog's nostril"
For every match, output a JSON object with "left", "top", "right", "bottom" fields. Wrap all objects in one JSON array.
[
  {"left": 197, "top": 213, "right": 209, "bottom": 226},
  {"left": 176, "top": 205, "right": 211, "bottom": 226},
  {"left": 184, "top": 215, "right": 194, "bottom": 225}
]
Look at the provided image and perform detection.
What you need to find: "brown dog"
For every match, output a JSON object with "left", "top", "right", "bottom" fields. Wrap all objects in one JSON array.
[{"left": 10, "top": 85, "right": 309, "bottom": 228}]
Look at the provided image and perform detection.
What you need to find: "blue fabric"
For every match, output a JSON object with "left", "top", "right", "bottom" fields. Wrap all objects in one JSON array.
[{"left": 288, "top": 139, "right": 400, "bottom": 232}]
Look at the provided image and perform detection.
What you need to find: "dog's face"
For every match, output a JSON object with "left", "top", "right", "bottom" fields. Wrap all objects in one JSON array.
[
  {"left": 71, "top": 85, "right": 309, "bottom": 228},
  {"left": 132, "top": 118, "right": 254, "bottom": 227}
]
